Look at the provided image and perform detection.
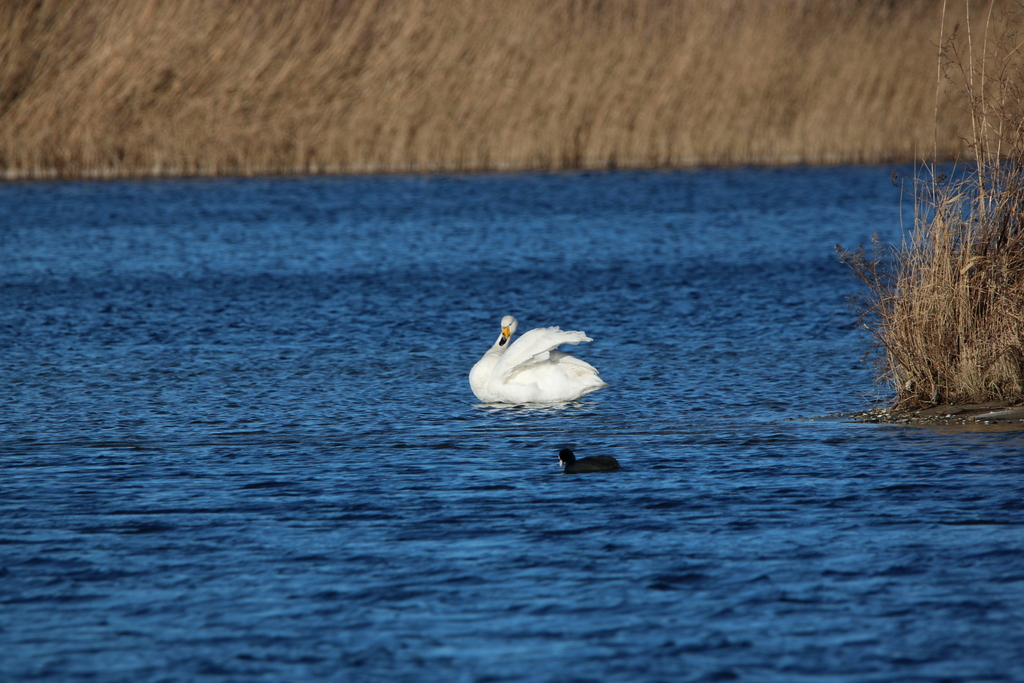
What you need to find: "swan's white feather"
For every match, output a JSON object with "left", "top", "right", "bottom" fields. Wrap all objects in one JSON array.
[
  {"left": 469, "top": 317, "right": 607, "bottom": 404},
  {"left": 493, "top": 327, "right": 589, "bottom": 381}
]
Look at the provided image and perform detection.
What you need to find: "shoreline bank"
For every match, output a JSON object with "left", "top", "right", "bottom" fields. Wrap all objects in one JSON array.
[{"left": 833, "top": 401, "right": 1024, "bottom": 428}]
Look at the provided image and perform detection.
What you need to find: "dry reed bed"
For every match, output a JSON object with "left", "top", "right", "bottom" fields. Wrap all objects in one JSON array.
[
  {"left": 841, "top": 1, "right": 1024, "bottom": 409},
  {"left": 0, "top": 0, "right": 998, "bottom": 179}
]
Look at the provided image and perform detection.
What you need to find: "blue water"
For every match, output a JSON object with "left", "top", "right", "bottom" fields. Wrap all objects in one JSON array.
[{"left": 2, "top": 168, "right": 1023, "bottom": 682}]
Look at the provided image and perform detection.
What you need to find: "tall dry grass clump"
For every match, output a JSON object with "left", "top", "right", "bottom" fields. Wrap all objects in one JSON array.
[
  {"left": 841, "top": 2, "right": 1024, "bottom": 409},
  {"left": 0, "top": 0, "right": 998, "bottom": 179}
]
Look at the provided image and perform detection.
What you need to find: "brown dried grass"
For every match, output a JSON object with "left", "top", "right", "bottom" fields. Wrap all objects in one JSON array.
[
  {"left": 840, "top": 1, "right": 1024, "bottom": 409},
  {"left": 0, "top": 0, "right": 997, "bottom": 179}
]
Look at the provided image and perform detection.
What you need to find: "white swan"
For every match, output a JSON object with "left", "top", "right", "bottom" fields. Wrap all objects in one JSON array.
[{"left": 469, "top": 315, "right": 608, "bottom": 403}]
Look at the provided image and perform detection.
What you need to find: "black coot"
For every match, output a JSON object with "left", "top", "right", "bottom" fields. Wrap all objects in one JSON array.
[{"left": 558, "top": 448, "right": 621, "bottom": 474}]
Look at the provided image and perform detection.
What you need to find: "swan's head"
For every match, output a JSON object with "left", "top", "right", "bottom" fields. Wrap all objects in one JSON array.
[
  {"left": 558, "top": 448, "right": 576, "bottom": 466},
  {"left": 499, "top": 315, "right": 518, "bottom": 346}
]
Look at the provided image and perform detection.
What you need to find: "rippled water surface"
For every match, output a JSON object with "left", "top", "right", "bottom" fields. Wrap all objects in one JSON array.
[{"left": 3, "top": 168, "right": 1023, "bottom": 682}]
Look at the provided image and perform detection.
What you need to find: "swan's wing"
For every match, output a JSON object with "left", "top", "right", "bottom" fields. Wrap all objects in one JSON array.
[
  {"left": 492, "top": 326, "right": 592, "bottom": 381},
  {"left": 548, "top": 349, "right": 601, "bottom": 374}
]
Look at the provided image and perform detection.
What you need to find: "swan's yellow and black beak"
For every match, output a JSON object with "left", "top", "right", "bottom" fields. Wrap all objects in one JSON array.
[{"left": 499, "top": 325, "right": 512, "bottom": 346}]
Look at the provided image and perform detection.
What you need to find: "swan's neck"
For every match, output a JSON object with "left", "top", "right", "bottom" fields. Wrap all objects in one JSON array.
[
  {"left": 469, "top": 341, "right": 505, "bottom": 391},
  {"left": 481, "top": 340, "right": 506, "bottom": 366}
]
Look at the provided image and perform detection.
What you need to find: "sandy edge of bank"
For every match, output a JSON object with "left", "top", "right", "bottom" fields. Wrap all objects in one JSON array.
[{"left": 816, "top": 401, "right": 1024, "bottom": 428}]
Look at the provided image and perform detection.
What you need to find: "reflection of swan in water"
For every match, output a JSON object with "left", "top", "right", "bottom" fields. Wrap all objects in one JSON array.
[
  {"left": 558, "top": 448, "right": 621, "bottom": 473},
  {"left": 469, "top": 315, "right": 608, "bottom": 404}
]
